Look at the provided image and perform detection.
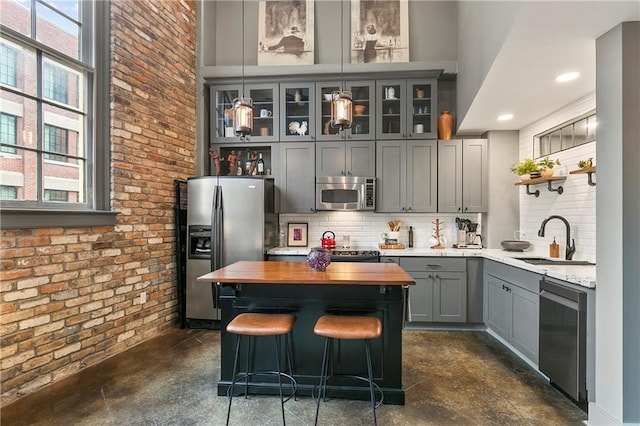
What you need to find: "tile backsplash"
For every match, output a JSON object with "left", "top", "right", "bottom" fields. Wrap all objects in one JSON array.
[
  {"left": 517, "top": 93, "right": 596, "bottom": 262},
  {"left": 279, "top": 211, "right": 484, "bottom": 250}
]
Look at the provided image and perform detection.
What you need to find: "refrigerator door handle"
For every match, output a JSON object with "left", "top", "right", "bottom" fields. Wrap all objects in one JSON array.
[{"left": 211, "top": 185, "right": 223, "bottom": 272}]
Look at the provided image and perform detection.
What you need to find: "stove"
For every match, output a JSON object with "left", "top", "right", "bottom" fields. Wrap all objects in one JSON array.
[{"left": 329, "top": 249, "right": 380, "bottom": 262}]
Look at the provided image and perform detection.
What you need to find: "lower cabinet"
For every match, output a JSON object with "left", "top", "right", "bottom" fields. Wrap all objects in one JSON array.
[
  {"left": 400, "top": 257, "right": 467, "bottom": 323},
  {"left": 484, "top": 260, "right": 540, "bottom": 364}
]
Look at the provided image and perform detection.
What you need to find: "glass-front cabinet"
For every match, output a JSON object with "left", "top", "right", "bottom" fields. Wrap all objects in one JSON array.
[
  {"left": 280, "top": 82, "right": 315, "bottom": 142},
  {"left": 376, "top": 80, "right": 406, "bottom": 139},
  {"left": 407, "top": 79, "right": 437, "bottom": 139},
  {"left": 210, "top": 83, "right": 278, "bottom": 143},
  {"left": 316, "top": 80, "right": 375, "bottom": 141}
]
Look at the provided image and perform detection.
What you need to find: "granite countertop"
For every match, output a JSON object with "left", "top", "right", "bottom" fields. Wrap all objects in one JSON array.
[{"left": 266, "top": 247, "right": 596, "bottom": 289}]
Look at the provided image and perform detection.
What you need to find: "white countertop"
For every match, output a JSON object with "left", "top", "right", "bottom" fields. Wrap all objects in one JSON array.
[{"left": 267, "top": 247, "right": 596, "bottom": 289}]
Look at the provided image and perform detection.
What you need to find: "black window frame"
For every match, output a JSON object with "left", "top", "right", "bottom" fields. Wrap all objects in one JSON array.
[{"left": 0, "top": 112, "right": 18, "bottom": 154}]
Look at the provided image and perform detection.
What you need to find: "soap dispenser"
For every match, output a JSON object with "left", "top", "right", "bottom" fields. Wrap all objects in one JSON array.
[{"left": 550, "top": 238, "right": 560, "bottom": 258}]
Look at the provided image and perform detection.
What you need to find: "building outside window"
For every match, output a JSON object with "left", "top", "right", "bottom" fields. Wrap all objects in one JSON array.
[
  {"left": 0, "top": 42, "right": 17, "bottom": 87},
  {"left": 44, "top": 124, "right": 68, "bottom": 161},
  {"left": 0, "top": 113, "right": 18, "bottom": 154},
  {"left": 44, "top": 189, "right": 69, "bottom": 202},
  {"left": 0, "top": 0, "right": 109, "bottom": 223},
  {"left": 43, "top": 62, "right": 69, "bottom": 104},
  {"left": 0, "top": 185, "right": 18, "bottom": 200}
]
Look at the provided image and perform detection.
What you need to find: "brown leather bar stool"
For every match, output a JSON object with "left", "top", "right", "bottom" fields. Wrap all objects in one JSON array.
[
  {"left": 226, "top": 313, "right": 297, "bottom": 425},
  {"left": 313, "top": 315, "right": 383, "bottom": 425}
]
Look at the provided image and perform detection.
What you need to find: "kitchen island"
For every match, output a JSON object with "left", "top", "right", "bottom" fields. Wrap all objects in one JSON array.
[{"left": 198, "top": 261, "right": 415, "bottom": 404}]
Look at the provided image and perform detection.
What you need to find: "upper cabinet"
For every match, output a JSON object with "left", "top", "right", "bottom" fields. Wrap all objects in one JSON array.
[
  {"left": 316, "top": 80, "right": 376, "bottom": 141},
  {"left": 210, "top": 83, "right": 279, "bottom": 143},
  {"left": 316, "top": 141, "right": 375, "bottom": 177},
  {"left": 375, "top": 79, "right": 437, "bottom": 140},
  {"left": 437, "top": 139, "right": 488, "bottom": 213},
  {"left": 280, "top": 82, "right": 315, "bottom": 142}
]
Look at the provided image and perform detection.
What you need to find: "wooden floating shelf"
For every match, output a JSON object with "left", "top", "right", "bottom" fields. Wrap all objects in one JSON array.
[
  {"left": 570, "top": 166, "right": 596, "bottom": 186},
  {"left": 514, "top": 176, "right": 566, "bottom": 197}
]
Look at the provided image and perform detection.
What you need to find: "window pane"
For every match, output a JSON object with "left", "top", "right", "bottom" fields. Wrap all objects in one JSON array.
[
  {"left": 43, "top": 104, "right": 83, "bottom": 158},
  {"left": 42, "top": 57, "right": 82, "bottom": 108},
  {"left": 0, "top": 93, "right": 37, "bottom": 149},
  {"left": 0, "top": 1, "right": 32, "bottom": 38},
  {"left": 44, "top": 189, "right": 70, "bottom": 202},
  {"left": 573, "top": 118, "right": 587, "bottom": 146},
  {"left": 539, "top": 135, "right": 550, "bottom": 156},
  {"left": 36, "top": 1, "right": 80, "bottom": 60},
  {"left": 549, "top": 130, "right": 561, "bottom": 154},
  {"left": 43, "top": 157, "right": 85, "bottom": 203},
  {"left": 587, "top": 116, "right": 597, "bottom": 141},
  {"left": 561, "top": 124, "right": 573, "bottom": 150},
  {"left": 41, "top": 0, "right": 80, "bottom": 20},
  {"left": 1, "top": 147, "right": 33, "bottom": 201}
]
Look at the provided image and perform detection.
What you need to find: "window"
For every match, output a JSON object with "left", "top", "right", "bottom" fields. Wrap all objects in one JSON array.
[
  {"left": 0, "top": 185, "right": 18, "bottom": 200},
  {"left": 0, "top": 1, "right": 114, "bottom": 227},
  {"left": 43, "top": 62, "right": 69, "bottom": 104},
  {"left": 44, "top": 189, "right": 69, "bottom": 202},
  {"left": 0, "top": 113, "right": 18, "bottom": 154},
  {"left": 0, "top": 43, "right": 17, "bottom": 86},
  {"left": 535, "top": 111, "right": 596, "bottom": 157},
  {"left": 44, "top": 124, "right": 68, "bottom": 161}
]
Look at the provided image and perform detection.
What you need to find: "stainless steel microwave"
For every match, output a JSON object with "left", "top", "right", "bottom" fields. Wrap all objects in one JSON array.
[{"left": 316, "top": 176, "right": 376, "bottom": 211}]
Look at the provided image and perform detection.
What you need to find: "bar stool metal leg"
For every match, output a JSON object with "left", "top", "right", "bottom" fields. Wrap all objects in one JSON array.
[
  {"left": 365, "top": 339, "right": 377, "bottom": 425},
  {"left": 314, "top": 337, "right": 331, "bottom": 426},
  {"left": 226, "top": 335, "right": 242, "bottom": 426},
  {"left": 274, "top": 335, "right": 286, "bottom": 425}
]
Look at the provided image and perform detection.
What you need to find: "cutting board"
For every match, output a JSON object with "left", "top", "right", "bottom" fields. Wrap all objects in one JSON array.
[{"left": 379, "top": 243, "right": 406, "bottom": 249}]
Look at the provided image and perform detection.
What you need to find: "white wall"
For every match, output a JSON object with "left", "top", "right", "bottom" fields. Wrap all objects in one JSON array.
[{"left": 517, "top": 93, "right": 597, "bottom": 262}]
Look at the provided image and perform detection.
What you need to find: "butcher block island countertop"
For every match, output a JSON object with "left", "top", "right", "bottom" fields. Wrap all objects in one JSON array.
[
  {"left": 198, "top": 261, "right": 414, "bottom": 405},
  {"left": 197, "top": 260, "right": 416, "bottom": 286}
]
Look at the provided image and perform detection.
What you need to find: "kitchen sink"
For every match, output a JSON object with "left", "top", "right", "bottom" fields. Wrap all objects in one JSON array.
[{"left": 517, "top": 257, "right": 595, "bottom": 266}]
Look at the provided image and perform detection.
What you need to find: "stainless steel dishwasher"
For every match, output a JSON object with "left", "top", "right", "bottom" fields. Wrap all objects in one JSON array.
[{"left": 539, "top": 278, "right": 588, "bottom": 408}]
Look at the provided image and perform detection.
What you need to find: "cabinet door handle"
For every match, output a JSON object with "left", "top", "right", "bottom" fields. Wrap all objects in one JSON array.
[
  {"left": 435, "top": 274, "right": 440, "bottom": 279},
  {"left": 457, "top": 207, "right": 461, "bottom": 212},
  {"left": 426, "top": 264, "right": 441, "bottom": 269},
  {"left": 408, "top": 133, "right": 413, "bottom": 138},
  {"left": 407, "top": 206, "right": 412, "bottom": 211},
  {"left": 464, "top": 207, "right": 468, "bottom": 211}
]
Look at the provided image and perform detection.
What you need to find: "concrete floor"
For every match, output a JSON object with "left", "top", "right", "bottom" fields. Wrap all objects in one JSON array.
[{"left": 2, "top": 328, "right": 587, "bottom": 425}]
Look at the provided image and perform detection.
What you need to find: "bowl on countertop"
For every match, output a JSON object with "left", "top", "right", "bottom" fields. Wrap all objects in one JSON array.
[{"left": 501, "top": 240, "right": 531, "bottom": 251}]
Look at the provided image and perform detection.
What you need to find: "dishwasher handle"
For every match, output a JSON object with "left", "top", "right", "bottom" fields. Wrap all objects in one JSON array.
[{"left": 540, "top": 289, "right": 579, "bottom": 310}]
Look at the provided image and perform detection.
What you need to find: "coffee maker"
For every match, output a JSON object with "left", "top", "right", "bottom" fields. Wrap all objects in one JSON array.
[{"left": 454, "top": 217, "right": 482, "bottom": 249}]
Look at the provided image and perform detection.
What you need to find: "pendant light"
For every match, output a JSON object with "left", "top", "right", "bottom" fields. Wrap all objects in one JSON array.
[
  {"left": 331, "top": 0, "right": 352, "bottom": 130},
  {"left": 233, "top": 0, "right": 253, "bottom": 138}
]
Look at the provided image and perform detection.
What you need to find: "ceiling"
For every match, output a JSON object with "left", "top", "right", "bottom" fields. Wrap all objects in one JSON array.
[{"left": 457, "top": 1, "right": 640, "bottom": 135}]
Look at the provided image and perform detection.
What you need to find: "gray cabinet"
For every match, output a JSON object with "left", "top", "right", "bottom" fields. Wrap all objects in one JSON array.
[
  {"left": 484, "top": 260, "right": 540, "bottom": 364},
  {"left": 437, "top": 139, "right": 488, "bottom": 213},
  {"left": 280, "top": 82, "right": 315, "bottom": 141},
  {"left": 278, "top": 143, "right": 315, "bottom": 212},
  {"left": 376, "top": 79, "right": 437, "bottom": 140},
  {"left": 400, "top": 257, "right": 467, "bottom": 323},
  {"left": 210, "top": 83, "right": 279, "bottom": 143},
  {"left": 316, "top": 80, "right": 376, "bottom": 141},
  {"left": 376, "top": 140, "right": 437, "bottom": 212},
  {"left": 316, "top": 141, "right": 375, "bottom": 177}
]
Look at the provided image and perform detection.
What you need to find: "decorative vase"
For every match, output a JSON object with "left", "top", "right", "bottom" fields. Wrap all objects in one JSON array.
[
  {"left": 438, "top": 111, "right": 453, "bottom": 140},
  {"left": 519, "top": 174, "right": 530, "bottom": 181},
  {"left": 294, "top": 89, "right": 302, "bottom": 102},
  {"left": 307, "top": 247, "right": 331, "bottom": 271},
  {"left": 541, "top": 168, "right": 554, "bottom": 178}
]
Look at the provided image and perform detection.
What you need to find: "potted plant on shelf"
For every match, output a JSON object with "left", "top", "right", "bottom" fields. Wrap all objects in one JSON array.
[
  {"left": 578, "top": 158, "right": 593, "bottom": 169},
  {"left": 510, "top": 158, "right": 539, "bottom": 181},
  {"left": 537, "top": 157, "right": 561, "bottom": 177}
]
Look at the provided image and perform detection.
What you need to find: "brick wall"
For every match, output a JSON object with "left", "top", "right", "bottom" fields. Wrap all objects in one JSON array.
[{"left": 1, "top": 0, "right": 197, "bottom": 406}]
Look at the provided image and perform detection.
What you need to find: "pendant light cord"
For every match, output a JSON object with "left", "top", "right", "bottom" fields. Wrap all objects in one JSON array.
[
  {"left": 340, "top": 0, "right": 344, "bottom": 90},
  {"left": 241, "top": 0, "right": 245, "bottom": 99}
]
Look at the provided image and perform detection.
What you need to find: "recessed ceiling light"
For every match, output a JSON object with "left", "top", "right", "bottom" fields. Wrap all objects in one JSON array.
[
  {"left": 498, "top": 114, "right": 514, "bottom": 121},
  {"left": 555, "top": 72, "right": 580, "bottom": 83}
]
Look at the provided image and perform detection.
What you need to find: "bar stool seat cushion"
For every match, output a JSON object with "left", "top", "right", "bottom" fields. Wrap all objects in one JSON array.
[
  {"left": 227, "top": 313, "right": 296, "bottom": 336},
  {"left": 313, "top": 315, "right": 382, "bottom": 340}
]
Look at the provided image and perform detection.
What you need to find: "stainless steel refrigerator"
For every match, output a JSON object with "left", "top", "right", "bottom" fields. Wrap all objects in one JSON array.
[{"left": 185, "top": 176, "right": 277, "bottom": 325}]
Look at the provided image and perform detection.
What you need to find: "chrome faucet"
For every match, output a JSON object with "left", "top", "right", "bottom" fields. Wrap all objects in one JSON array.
[{"left": 537, "top": 215, "right": 576, "bottom": 260}]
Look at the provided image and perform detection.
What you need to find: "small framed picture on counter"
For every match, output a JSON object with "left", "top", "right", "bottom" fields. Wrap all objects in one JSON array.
[{"left": 287, "top": 223, "right": 308, "bottom": 247}]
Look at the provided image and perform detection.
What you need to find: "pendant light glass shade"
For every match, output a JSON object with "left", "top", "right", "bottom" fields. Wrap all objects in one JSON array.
[
  {"left": 331, "top": 90, "right": 352, "bottom": 129},
  {"left": 232, "top": 97, "right": 253, "bottom": 136}
]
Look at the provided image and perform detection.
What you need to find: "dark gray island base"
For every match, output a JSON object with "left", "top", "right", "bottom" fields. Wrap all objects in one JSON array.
[
  {"left": 198, "top": 261, "right": 415, "bottom": 405},
  {"left": 217, "top": 282, "right": 406, "bottom": 404}
]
